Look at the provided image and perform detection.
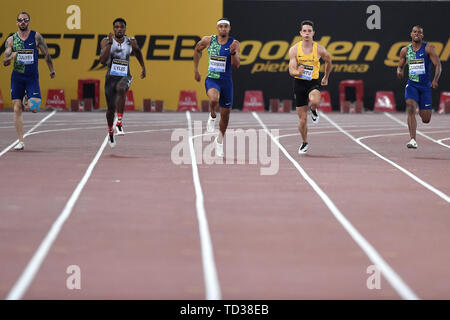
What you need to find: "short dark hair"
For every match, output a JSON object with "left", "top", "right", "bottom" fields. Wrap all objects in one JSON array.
[
  {"left": 113, "top": 18, "right": 126, "bottom": 27},
  {"left": 301, "top": 20, "right": 314, "bottom": 30},
  {"left": 17, "top": 12, "right": 30, "bottom": 20}
]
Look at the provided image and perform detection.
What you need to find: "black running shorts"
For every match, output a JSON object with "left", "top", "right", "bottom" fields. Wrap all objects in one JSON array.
[
  {"left": 105, "top": 75, "right": 132, "bottom": 110},
  {"left": 293, "top": 78, "right": 321, "bottom": 107}
]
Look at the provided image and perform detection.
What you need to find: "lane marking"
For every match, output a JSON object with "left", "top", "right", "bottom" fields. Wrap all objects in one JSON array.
[
  {"left": 252, "top": 112, "right": 419, "bottom": 300},
  {"left": 6, "top": 135, "right": 109, "bottom": 300},
  {"left": 186, "top": 111, "right": 221, "bottom": 300},
  {"left": 357, "top": 130, "right": 450, "bottom": 142},
  {"left": 321, "top": 112, "right": 450, "bottom": 203},
  {"left": 0, "top": 110, "right": 57, "bottom": 158},
  {"left": 384, "top": 112, "right": 450, "bottom": 149}
]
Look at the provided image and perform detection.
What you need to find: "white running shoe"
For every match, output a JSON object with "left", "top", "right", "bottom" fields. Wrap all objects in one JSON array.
[
  {"left": 108, "top": 133, "right": 116, "bottom": 148},
  {"left": 207, "top": 113, "right": 217, "bottom": 133},
  {"left": 14, "top": 141, "right": 25, "bottom": 150},
  {"left": 298, "top": 142, "right": 309, "bottom": 154},
  {"left": 215, "top": 136, "right": 224, "bottom": 157},
  {"left": 311, "top": 108, "right": 319, "bottom": 124},
  {"left": 406, "top": 138, "right": 418, "bottom": 149},
  {"left": 116, "top": 124, "right": 125, "bottom": 136}
]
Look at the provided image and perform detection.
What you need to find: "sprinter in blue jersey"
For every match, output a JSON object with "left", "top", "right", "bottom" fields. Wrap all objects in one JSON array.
[
  {"left": 3, "top": 12, "right": 55, "bottom": 151},
  {"left": 397, "top": 25, "right": 441, "bottom": 149},
  {"left": 193, "top": 18, "right": 240, "bottom": 157}
]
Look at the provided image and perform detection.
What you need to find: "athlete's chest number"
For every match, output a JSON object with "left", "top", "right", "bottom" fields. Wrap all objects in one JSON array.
[
  {"left": 111, "top": 59, "right": 129, "bottom": 76},
  {"left": 299, "top": 63, "right": 314, "bottom": 80},
  {"left": 409, "top": 58, "right": 425, "bottom": 75},
  {"left": 17, "top": 49, "right": 34, "bottom": 65},
  {"left": 209, "top": 55, "right": 227, "bottom": 73}
]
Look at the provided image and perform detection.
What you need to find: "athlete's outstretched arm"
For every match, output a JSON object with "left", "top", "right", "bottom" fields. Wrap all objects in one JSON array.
[
  {"left": 99, "top": 34, "right": 114, "bottom": 65},
  {"left": 131, "top": 38, "right": 146, "bottom": 79},
  {"left": 193, "top": 36, "right": 211, "bottom": 82},
  {"left": 426, "top": 43, "right": 441, "bottom": 89},
  {"left": 397, "top": 47, "right": 408, "bottom": 80},
  {"left": 288, "top": 45, "right": 303, "bottom": 77},
  {"left": 3, "top": 37, "right": 16, "bottom": 66},
  {"left": 230, "top": 40, "right": 240, "bottom": 68},
  {"left": 36, "top": 32, "right": 55, "bottom": 78},
  {"left": 318, "top": 45, "right": 332, "bottom": 86}
]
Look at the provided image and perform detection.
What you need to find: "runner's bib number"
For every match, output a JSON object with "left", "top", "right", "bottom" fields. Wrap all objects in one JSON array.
[
  {"left": 409, "top": 59, "right": 425, "bottom": 75},
  {"left": 209, "top": 56, "right": 227, "bottom": 73},
  {"left": 17, "top": 49, "right": 34, "bottom": 65},
  {"left": 299, "top": 64, "right": 314, "bottom": 80},
  {"left": 110, "top": 59, "right": 129, "bottom": 76}
]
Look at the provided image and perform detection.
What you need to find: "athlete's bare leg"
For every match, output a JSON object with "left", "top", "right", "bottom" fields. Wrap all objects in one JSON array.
[
  {"left": 296, "top": 105, "right": 308, "bottom": 143},
  {"left": 207, "top": 88, "right": 219, "bottom": 118},
  {"left": 419, "top": 109, "right": 431, "bottom": 124},
  {"left": 406, "top": 99, "right": 418, "bottom": 139},
  {"left": 218, "top": 107, "right": 231, "bottom": 143},
  {"left": 309, "top": 89, "right": 321, "bottom": 113},
  {"left": 13, "top": 99, "right": 24, "bottom": 142}
]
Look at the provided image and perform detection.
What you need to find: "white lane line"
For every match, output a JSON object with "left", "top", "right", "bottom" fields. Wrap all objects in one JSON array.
[
  {"left": 384, "top": 112, "right": 450, "bottom": 149},
  {"left": 321, "top": 112, "right": 450, "bottom": 203},
  {"left": 185, "top": 111, "right": 221, "bottom": 300},
  {"left": 0, "top": 110, "right": 57, "bottom": 158},
  {"left": 357, "top": 130, "right": 450, "bottom": 142},
  {"left": 6, "top": 135, "right": 109, "bottom": 300},
  {"left": 437, "top": 137, "right": 450, "bottom": 143},
  {"left": 252, "top": 112, "right": 419, "bottom": 300},
  {"left": 276, "top": 128, "right": 450, "bottom": 140}
]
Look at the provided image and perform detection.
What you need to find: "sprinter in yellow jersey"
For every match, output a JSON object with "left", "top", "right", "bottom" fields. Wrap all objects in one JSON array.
[{"left": 288, "top": 20, "right": 332, "bottom": 154}]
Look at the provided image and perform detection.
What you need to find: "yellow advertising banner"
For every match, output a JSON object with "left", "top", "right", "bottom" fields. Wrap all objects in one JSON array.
[{"left": 0, "top": 0, "right": 223, "bottom": 110}]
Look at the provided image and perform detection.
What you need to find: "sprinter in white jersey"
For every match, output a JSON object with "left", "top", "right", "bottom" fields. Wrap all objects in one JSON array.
[{"left": 99, "top": 18, "right": 146, "bottom": 148}]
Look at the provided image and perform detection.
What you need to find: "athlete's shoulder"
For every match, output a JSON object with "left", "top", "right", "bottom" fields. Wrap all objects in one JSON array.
[
  {"left": 289, "top": 42, "right": 298, "bottom": 52},
  {"left": 399, "top": 46, "right": 408, "bottom": 56},
  {"left": 289, "top": 42, "right": 298, "bottom": 58},
  {"left": 424, "top": 41, "right": 434, "bottom": 50}
]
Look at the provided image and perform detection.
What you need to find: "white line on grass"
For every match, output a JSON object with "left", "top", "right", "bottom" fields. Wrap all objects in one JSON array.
[
  {"left": 252, "top": 112, "right": 419, "bottom": 300},
  {"left": 186, "top": 111, "right": 221, "bottom": 300},
  {"left": 6, "top": 134, "right": 109, "bottom": 300},
  {"left": 0, "top": 110, "right": 57, "bottom": 158},
  {"left": 321, "top": 112, "right": 450, "bottom": 203}
]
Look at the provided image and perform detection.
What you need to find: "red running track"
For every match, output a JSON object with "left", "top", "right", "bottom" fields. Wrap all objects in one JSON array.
[{"left": 0, "top": 111, "right": 449, "bottom": 299}]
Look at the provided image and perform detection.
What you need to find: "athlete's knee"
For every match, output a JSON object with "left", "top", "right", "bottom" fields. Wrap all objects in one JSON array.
[
  {"left": 421, "top": 113, "right": 431, "bottom": 123},
  {"left": 29, "top": 98, "right": 41, "bottom": 113},
  {"left": 406, "top": 102, "right": 416, "bottom": 114},
  {"left": 13, "top": 101, "right": 23, "bottom": 113},
  {"left": 210, "top": 97, "right": 219, "bottom": 105},
  {"left": 299, "top": 116, "right": 307, "bottom": 127},
  {"left": 309, "top": 97, "right": 321, "bottom": 107}
]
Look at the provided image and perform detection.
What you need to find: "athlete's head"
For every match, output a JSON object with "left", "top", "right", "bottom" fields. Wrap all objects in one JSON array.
[
  {"left": 17, "top": 12, "right": 30, "bottom": 31},
  {"left": 113, "top": 18, "right": 127, "bottom": 39},
  {"left": 217, "top": 18, "right": 231, "bottom": 38},
  {"left": 410, "top": 25, "right": 424, "bottom": 44},
  {"left": 300, "top": 20, "right": 315, "bottom": 41}
]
